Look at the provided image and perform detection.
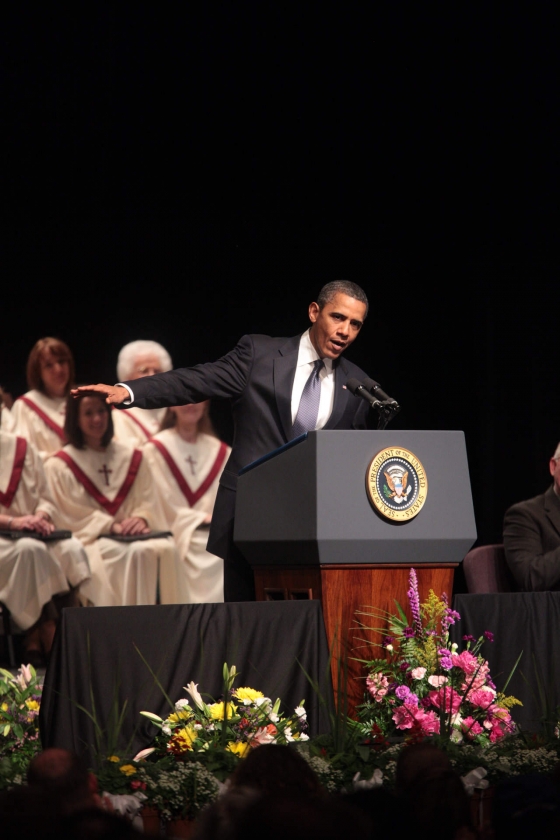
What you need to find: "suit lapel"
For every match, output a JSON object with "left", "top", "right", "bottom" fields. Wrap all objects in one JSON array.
[
  {"left": 544, "top": 486, "right": 560, "bottom": 537},
  {"left": 273, "top": 335, "right": 301, "bottom": 441},
  {"left": 323, "top": 357, "right": 350, "bottom": 430}
]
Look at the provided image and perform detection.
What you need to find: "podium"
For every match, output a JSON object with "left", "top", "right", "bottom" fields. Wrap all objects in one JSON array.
[{"left": 234, "top": 431, "right": 477, "bottom": 708}]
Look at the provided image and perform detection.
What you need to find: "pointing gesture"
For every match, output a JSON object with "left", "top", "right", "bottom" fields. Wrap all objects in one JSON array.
[{"left": 71, "top": 384, "right": 130, "bottom": 405}]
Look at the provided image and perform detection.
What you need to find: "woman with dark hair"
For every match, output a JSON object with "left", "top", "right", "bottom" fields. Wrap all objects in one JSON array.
[
  {"left": 11, "top": 338, "right": 75, "bottom": 460},
  {"left": 143, "top": 402, "right": 230, "bottom": 602},
  {"left": 44, "top": 392, "right": 179, "bottom": 607}
]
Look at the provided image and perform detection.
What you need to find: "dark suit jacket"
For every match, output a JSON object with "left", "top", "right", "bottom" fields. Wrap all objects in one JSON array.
[
  {"left": 122, "top": 333, "right": 372, "bottom": 562},
  {"left": 503, "top": 485, "right": 560, "bottom": 591}
]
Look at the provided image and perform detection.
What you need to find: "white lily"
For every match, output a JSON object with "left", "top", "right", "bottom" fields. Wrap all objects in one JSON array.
[
  {"left": 140, "top": 711, "right": 163, "bottom": 723},
  {"left": 132, "top": 747, "right": 156, "bottom": 762},
  {"left": 294, "top": 705, "right": 307, "bottom": 720},
  {"left": 184, "top": 681, "right": 206, "bottom": 710}
]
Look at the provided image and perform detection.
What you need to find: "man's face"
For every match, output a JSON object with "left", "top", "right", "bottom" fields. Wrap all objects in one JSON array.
[
  {"left": 308, "top": 293, "right": 366, "bottom": 360},
  {"left": 549, "top": 456, "right": 560, "bottom": 493}
]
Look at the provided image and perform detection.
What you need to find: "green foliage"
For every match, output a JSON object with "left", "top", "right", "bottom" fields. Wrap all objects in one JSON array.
[{"left": 0, "top": 665, "right": 42, "bottom": 788}]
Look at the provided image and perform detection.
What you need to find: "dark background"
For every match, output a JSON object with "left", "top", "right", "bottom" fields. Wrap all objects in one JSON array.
[{"left": 2, "top": 6, "right": 558, "bottom": 550}]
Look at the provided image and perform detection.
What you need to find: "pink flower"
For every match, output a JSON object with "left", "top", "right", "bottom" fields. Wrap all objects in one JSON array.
[
  {"left": 392, "top": 705, "right": 416, "bottom": 730},
  {"left": 250, "top": 725, "right": 277, "bottom": 746},
  {"left": 460, "top": 717, "right": 484, "bottom": 740},
  {"left": 366, "top": 672, "right": 389, "bottom": 703},
  {"left": 411, "top": 667, "right": 427, "bottom": 680},
  {"left": 451, "top": 650, "right": 478, "bottom": 675},
  {"left": 467, "top": 689, "right": 495, "bottom": 710},
  {"left": 428, "top": 688, "right": 462, "bottom": 714},
  {"left": 416, "top": 709, "right": 440, "bottom": 735},
  {"left": 427, "top": 675, "right": 448, "bottom": 688}
]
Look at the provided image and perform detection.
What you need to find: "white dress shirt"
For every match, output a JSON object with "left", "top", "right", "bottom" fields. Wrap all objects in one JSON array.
[
  {"left": 119, "top": 330, "right": 335, "bottom": 430},
  {"left": 290, "top": 330, "right": 335, "bottom": 429}
]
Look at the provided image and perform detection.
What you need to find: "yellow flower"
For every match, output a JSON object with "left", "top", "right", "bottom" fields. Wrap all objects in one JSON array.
[
  {"left": 176, "top": 725, "right": 197, "bottom": 747},
  {"left": 25, "top": 700, "right": 40, "bottom": 712},
  {"left": 167, "top": 725, "right": 198, "bottom": 755},
  {"left": 226, "top": 741, "right": 250, "bottom": 757},
  {"left": 233, "top": 687, "right": 264, "bottom": 704},
  {"left": 108, "top": 755, "right": 120, "bottom": 763},
  {"left": 208, "top": 701, "right": 237, "bottom": 720},
  {"left": 1, "top": 703, "right": 8, "bottom": 712},
  {"left": 167, "top": 710, "right": 192, "bottom": 724},
  {"left": 119, "top": 765, "right": 137, "bottom": 776}
]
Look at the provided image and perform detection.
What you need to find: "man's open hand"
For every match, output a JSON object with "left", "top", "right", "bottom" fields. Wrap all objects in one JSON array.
[{"left": 71, "top": 384, "right": 130, "bottom": 405}]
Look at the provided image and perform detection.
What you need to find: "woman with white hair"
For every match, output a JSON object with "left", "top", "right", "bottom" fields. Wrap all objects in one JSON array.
[{"left": 112, "top": 340, "right": 173, "bottom": 447}]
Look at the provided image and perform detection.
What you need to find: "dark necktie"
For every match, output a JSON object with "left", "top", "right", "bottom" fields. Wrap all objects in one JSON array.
[{"left": 292, "top": 359, "right": 325, "bottom": 438}]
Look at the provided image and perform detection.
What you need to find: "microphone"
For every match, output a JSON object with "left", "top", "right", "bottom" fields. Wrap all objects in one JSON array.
[
  {"left": 345, "top": 378, "right": 383, "bottom": 408},
  {"left": 362, "top": 377, "right": 399, "bottom": 408}
]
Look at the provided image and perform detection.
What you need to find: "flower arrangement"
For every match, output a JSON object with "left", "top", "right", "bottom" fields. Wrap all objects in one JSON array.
[
  {"left": 139, "top": 663, "right": 309, "bottom": 764},
  {"left": 355, "top": 569, "right": 521, "bottom": 745},
  {"left": 0, "top": 665, "right": 42, "bottom": 789}
]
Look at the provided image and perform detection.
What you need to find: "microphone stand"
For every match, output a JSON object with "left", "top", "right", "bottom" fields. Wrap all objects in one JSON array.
[{"left": 375, "top": 400, "right": 400, "bottom": 430}]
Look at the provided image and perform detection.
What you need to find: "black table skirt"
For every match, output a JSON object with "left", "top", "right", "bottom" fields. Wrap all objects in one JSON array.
[
  {"left": 451, "top": 592, "right": 560, "bottom": 732},
  {"left": 40, "top": 601, "right": 333, "bottom": 764}
]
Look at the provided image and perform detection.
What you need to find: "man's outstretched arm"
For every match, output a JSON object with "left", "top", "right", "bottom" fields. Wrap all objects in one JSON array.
[{"left": 72, "top": 335, "right": 255, "bottom": 408}]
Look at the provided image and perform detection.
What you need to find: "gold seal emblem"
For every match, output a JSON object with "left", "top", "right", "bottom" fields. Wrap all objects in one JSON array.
[{"left": 366, "top": 447, "right": 428, "bottom": 522}]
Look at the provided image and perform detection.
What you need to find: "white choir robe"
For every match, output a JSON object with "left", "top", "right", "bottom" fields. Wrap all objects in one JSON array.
[
  {"left": 0, "top": 431, "right": 91, "bottom": 630},
  {"left": 1, "top": 407, "right": 15, "bottom": 432},
  {"left": 11, "top": 389, "right": 67, "bottom": 461},
  {"left": 112, "top": 406, "right": 167, "bottom": 448},
  {"left": 45, "top": 440, "right": 179, "bottom": 607},
  {"left": 143, "top": 429, "right": 230, "bottom": 604}
]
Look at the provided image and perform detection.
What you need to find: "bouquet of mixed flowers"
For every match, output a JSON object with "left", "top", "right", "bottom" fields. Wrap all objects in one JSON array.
[
  {"left": 355, "top": 569, "right": 521, "bottom": 745},
  {"left": 0, "top": 664, "right": 42, "bottom": 788},
  {"left": 138, "top": 663, "right": 309, "bottom": 765}
]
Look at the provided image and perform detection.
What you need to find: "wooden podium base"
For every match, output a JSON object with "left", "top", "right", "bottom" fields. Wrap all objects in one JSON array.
[{"left": 254, "top": 563, "right": 457, "bottom": 714}]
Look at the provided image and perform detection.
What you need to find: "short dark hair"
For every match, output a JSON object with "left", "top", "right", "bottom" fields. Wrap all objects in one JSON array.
[
  {"left": 26, "top": 337, "right": 75, "bottom": 394},
  {"left": 64, "top": 391, "right": 114, "bottom": 449},
  {"left": 316, "top": 281, "right": 369, "bottom": 318}
]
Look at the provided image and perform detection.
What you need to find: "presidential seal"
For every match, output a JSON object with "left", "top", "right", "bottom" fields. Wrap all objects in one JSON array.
[{"left": 366, "top": 447, "right": 428, "bottom": 522}]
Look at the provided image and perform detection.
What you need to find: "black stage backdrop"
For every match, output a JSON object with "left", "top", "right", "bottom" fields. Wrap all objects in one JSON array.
[
  {"left": 40, "top": 602, "right": 333, "bottom": 765},
  {"left": 451, "top": 593, "right": 560, "bottom": 732},
  {"left": 3, "top": 7, "right": 559, "bottom": 568}
]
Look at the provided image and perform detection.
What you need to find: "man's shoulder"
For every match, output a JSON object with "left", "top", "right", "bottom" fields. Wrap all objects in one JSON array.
[{"left": 505, "top": 489, "right": 551, "bottom": 519}]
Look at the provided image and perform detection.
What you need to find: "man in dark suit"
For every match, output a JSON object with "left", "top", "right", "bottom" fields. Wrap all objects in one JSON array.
[
  {"left": 503, "top": 442, "right": 560, "bottom": 590},
  {"left": 74, "top": 281, "right": 374, "bottom": 601}
]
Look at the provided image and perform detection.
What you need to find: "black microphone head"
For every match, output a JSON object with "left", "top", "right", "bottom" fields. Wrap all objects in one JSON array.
[
  {"left": 345, "top": 378, "right": 363, "bottom": 395},
  {"left": 362, "top": 377, "right": 380, "bottom": 393}
]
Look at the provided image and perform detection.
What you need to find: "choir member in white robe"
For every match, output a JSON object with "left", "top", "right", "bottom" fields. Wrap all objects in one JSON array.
[
  {"left": 11, "top": 337, "right": 75, "bottom": 460},
  {"left": 112, "top": 340, "right": 173, "bottom": 447},
  {"left": 0, "top": 387, "right": 15, "bottom": 432},
  {"left": 45, "top": 391, "right": 179, "bottom": 607},
  {"left": 0, "top": 425, "right": 91, "bottom": 658},
  {"left": 143, "top": 402, "right": 230, "bottom": 603}
]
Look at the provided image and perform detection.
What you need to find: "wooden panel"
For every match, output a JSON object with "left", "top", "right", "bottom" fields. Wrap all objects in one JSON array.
[
  {"left": 320, "top": 565, "right": 456, "bottom": 713},
  {"left": 253, "top": 567, "right": 322, "bottom": 602}
]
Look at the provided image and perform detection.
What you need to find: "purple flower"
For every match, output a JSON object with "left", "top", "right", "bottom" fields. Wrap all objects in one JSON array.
[
  {"left": 404, "top": 692, "right": 419, "bottom": 707},
  {"left": 421, "top": 696, "right": 432, "bottom": 708},
  {"left": 403, "top": 627, "right": 415, "bottom": 638},
  {"left": 387, "top": 682, "right": 399, "bottom": 694},
  {"left": 484, "top": 631, "right": 494, "bottom": 642},
  {"left": 438, "top": 648, "right": 451, "bottom": 657},
  {"left": 382, "top": 636, "right": 394, "bottom": 648},
  {"left": 462, "top": 635, "right": 476, "bottom": 643},
  {"left": 395, "top": 685, "right": 411, "bottom": 700},
  {"left": 407, "top": 568, "right": 423, "bottom": 636},
  {"left": 400, "top": 662, "right": 410, "bottom": 671},
  {"left": 440, "top": 656, "right": 453, "bottom": 670}
]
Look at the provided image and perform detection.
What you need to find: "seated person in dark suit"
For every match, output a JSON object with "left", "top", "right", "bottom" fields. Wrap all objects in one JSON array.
[
  {"left": 503, "top": 442, "right": 560, "bottom": 591},
  {"left": 73, "top": 280, "right": 377, "bottom": 602}
]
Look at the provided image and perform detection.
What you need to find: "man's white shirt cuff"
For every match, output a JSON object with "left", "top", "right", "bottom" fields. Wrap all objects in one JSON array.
[{"left": 116, "top": 383, "right": 134, "bottom": 405}]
